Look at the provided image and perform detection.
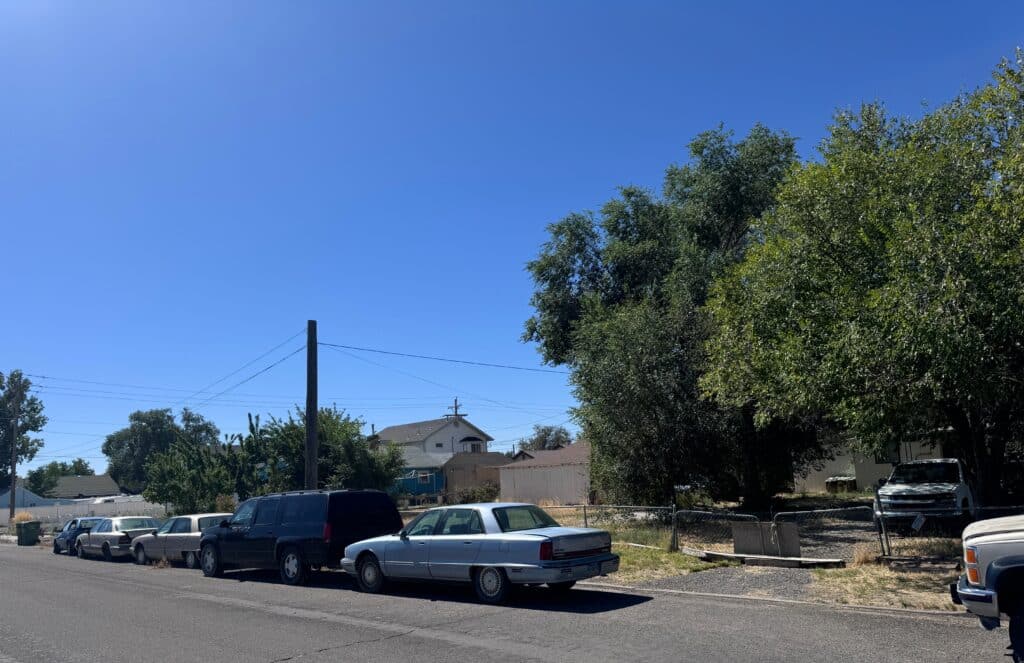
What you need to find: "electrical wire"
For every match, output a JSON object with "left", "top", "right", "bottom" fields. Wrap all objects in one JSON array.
[
  {"left": 318, "top": 341, "right": 569, "bottom": 375},
  {"left": 192, "top": 345, "right": 306, "bottom": 408}
]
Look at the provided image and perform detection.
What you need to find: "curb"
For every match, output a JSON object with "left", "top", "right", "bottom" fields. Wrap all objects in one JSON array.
[{"left": 578, "top": 580, "right": 969, "bottom": 618}]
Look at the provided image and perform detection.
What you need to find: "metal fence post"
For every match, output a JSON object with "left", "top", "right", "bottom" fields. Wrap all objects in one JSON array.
[
  {"left": 583, "top": 504, "right": 588, "bottom": 528},
  {"left": 873, "top": 486, "right": 891, "bottom": 557},
  {"left": 669, "top": 501, "right": 679, "bottom": 552}
]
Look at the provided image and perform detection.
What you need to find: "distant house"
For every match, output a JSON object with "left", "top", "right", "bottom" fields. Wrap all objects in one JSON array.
[
  {"left": 0, "top": 485, "right": 74, "bottom": 509},
  {"left": 794, "top": 439, "right": 947, "bottom": 493},
  {"left": 377, "top": 414, "right": 496, "bottom": 497},
  {"left": 443, "top": 452, "right": 510, "bottom": 495},
  {"left": 51, "top": 475, "right": 122, "bottom": 500},
  {"left": 499, "top": 441, "right": 591, "bottom": 505}
]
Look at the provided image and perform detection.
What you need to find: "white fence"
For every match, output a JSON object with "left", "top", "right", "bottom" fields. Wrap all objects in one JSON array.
[{"left": 12, "top": 500, "right": 168, "bottom": 527}]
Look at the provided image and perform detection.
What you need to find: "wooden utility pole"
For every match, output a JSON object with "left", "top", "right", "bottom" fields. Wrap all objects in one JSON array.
[
  {"left": 304, "top": 320, "right": 318, "bottom": 490},
  {"left": 7, "top": 395, "right": 20, "bottom": 522}
]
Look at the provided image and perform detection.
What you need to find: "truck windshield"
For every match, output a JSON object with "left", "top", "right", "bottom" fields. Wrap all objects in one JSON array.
[
  {"left": 492, "top": 505, "right": 560, "bottom": 532},
  {"left": 890, "top": 463, "right": 960, "bottom": 484}
]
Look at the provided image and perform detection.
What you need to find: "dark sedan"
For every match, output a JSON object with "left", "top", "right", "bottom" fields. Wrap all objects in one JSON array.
[{"left": 53, "top": 517, "right": 104, "bottom": 556}]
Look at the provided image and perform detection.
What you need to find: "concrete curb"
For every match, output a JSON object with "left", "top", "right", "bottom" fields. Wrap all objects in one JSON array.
[{"left": 579, "top": 580, "right": 969, "bottom": 619}]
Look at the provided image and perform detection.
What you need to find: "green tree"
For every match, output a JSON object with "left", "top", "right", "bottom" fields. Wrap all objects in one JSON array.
[
  {"left": 519, "top": 425, "right": 572, "bottom": 451},
  {"left": 703, "top": 56, "right": 1024, "bottom": 504},
  {"left": 25, "top": 459, "right": 94, "bottom": 497},
  {"left": 144, "top": 438, "right": 233, "bottom": 514},
  {"left": 103, "top": 409, "right": 219, "bottom": 494},
  {"left": 524, "top": 126, "right": 823, "bottom": 506},
  {"left": 0, "top": 370, "right": 47, "bottom": 493}
]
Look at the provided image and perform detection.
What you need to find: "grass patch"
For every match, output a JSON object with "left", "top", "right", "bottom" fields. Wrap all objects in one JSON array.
[
  {"left": 888, "top": 537, "right": 962, "bottom": 560},
  {"left": 604, "top": 544, "right": 733, "bottom": 584},
  {"left": 811, "top": 564, "right": 959, "bottom": 610}
]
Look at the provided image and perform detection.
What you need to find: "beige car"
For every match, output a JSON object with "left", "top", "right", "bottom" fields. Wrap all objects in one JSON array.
[
  {"left": 132, "top": 513, "right": 232, "bottom": 568},
  {"left": 75, "top": 517, "right": 162, "bottom": 561}
]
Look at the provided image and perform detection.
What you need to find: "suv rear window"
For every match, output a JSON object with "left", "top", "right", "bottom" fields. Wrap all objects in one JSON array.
[
  {"left": 280, "top": 494, "right": 326, "bottom": 524},
  {"left": 328, "top": 492, "right": 403, "bottom": 534}
]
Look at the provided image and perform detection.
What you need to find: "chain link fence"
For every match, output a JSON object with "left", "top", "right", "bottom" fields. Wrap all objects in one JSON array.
[{"left": 877, "top": 502, "right": 1024, "bottom": 560}]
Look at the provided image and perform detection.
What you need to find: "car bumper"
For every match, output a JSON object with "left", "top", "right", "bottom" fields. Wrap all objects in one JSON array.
[
  {"left": 340, "top": 557, "right": 357, "bottom": 574},
  {"left": 504, "top": 554, "right": 620, "bottom": 585},
  {"left": 950, "top": 575, "right": 1000, "bottom": 622},
  {"left": 110, "top": 544, "right": 133, "bottom": 558},
  {"left": 875, "top": 508, "right": 966, "bottom": 520}
]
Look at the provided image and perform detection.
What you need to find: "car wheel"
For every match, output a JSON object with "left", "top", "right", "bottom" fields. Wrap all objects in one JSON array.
[
  {"left": 134, "top": 545, "right": 147, "bottom": 565},
  {"left": 68, "top": 542, "right": 77, "bottom": 557},
  {"left": 355, "top": 554, "right": 386, "bottom": 594},
  {"left": 76, "top": 542, "right": 86, "bottom": 559},
  {"left": 184, "top": 551, "right": 199, "bottom": 569},
  {"left": 101, "top": 543, "right": 113, "bottom": 562},
  {"left": 201, "top": 544, "right": 222, "bottom": 577},
  {"left": 473, "top": 566, "right": 510, "bottom": 604},
  {"left": 279, "top": 546, "right": 309, "bottom": 586},
  {"left": 547, "top": 581, "right": 576, "bottom": 593},
  {"left": 53, "top": 541, "right": 61, "bottom": 555}
]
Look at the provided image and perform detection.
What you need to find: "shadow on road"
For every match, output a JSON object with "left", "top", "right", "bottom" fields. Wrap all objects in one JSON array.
[{"left": 218, "top": 568, "right": 651, "bottom": 613}]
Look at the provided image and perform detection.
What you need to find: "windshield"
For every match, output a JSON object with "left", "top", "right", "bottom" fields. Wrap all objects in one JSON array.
[
  {"left": 889, "top": 463, "right": 961, "bottom": 484},
  {"left": 492, "top": 505, "right": 560, "bottom": 532},
  {"left": 119, "top": 518, "right": 160, "bottom": 530}
]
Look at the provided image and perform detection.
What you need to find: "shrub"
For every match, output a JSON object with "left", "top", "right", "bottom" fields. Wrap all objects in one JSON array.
[
  {"left": 12, "top": 511, "right": 34, "bottom": 524},
  {"left": 454, "top": 481, "right": 499, "bottom": 505}
]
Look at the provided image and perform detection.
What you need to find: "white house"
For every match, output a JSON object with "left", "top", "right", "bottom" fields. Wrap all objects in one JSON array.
[{"left": 375, "top": 416, "right": 494, "bottom": 459}]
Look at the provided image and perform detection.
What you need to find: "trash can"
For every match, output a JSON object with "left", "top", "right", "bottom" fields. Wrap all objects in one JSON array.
[{"left": 15, "top": 521, "right": 41, "bottom": 546}]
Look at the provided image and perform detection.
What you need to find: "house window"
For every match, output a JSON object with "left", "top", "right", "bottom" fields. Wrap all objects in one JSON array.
[
  {"left": 418, "top": 472, "right": 432, "bottom": 485},
  {"left": 435, "top": 443, "right": 444, "bottom": 448},
  {"left": 471, "top": 443, "right": 482, "bottom": 453}
]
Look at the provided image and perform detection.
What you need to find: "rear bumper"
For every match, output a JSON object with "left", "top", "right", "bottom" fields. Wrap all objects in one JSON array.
[
  {"left": 505, "top": 554, "right": 620, "bottom": 585},
  {"left": 110, "top": 544, "right": 133, "bottom": 558},
  {"left": 951, "top": 575, "right": 1000, "bottom": 622}
]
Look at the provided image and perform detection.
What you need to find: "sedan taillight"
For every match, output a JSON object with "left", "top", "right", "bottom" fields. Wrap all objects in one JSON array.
[
  {"left": 539, "top": 541, "right": 553, "bottom": 561},
  {"left": 323, "top": 522, "right": 332, "bottom": 543}
]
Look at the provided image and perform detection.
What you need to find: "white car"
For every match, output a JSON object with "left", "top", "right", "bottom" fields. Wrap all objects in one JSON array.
[
  {"left": 874, "top": 458, "right": 976, "bottom": 530},
  {"left": 951, "top": 515, "right": 1024, "bottom": 659},
  {"left": 342, "top": 503, "right": 619, "bottom": 603}
]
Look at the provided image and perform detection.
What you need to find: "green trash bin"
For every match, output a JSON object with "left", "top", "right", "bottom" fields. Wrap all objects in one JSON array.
[{"left": 16, "top": 521, "right": 41, "bottom": 546}]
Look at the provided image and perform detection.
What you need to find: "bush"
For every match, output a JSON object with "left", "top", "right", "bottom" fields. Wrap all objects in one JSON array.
[
  {"left": 453, "top": 481, "right": 499, "bottom": 505},
  {"left": 12, "top": 511, "right": 34, "bottom": 524}
]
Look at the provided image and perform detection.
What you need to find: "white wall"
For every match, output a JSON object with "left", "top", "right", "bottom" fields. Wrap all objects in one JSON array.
[
  {"left": 423, "top": 421, "right": 489, "bottom": 455},
  {"left": 9, "top": 500, "right": 168, "bottom": 526},
  {"left": 499, "top": 464, "right": 589, "bottom": 505},
  {"left": 794, "top": 440, "right": 943, "bottom": 493}
]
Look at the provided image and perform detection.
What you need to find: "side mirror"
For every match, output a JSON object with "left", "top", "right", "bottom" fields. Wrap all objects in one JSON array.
[
  {"left": 220, "top": 520, "right": 230, "bottom": 528},
  {"left": 399, "top": 530, "right": 408, "bottom": 540},
  {"left": 878, "top": 478, "right": 887, "bottom": 486}
]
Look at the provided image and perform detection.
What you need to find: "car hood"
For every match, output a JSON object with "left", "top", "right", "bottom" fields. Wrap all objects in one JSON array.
[
  {"left": 878, "top": 482, "right": 960, "bottom": 497},
  {"left": 963, "top": 515, "right": 1024, "bottom": 542}
]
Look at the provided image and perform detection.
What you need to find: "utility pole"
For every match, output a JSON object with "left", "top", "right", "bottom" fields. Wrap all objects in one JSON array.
[
  {"left": 304, "top": 320, "right": 318, "bottom": 490},
  {"left": 7, "top": 392, "right": 20, "bottom": 522}
]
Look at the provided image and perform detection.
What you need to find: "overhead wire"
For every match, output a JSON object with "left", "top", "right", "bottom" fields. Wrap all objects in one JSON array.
[{"left": 317, "top": 341, "right": 569, "bottom": 375}]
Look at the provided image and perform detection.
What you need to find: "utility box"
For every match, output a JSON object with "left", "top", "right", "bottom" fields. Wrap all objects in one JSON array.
[{"left": 732, "top": 522, "right": 801, "bottom": 558}]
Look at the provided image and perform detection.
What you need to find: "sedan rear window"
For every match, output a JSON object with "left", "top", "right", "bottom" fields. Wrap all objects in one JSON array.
[
  {"left": 492, "top": 506, "right": 560, "bottom": 532},
  {"left": 119, "top": 518, "right": 160, "bottom": 530}
]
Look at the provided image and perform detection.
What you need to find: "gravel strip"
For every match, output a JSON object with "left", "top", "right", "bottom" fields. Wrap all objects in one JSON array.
[{"left": 641, "top": 565, "right": 815, "bottom": 600}]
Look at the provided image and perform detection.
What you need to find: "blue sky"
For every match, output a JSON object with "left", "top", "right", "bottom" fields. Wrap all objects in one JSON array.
[{"left": 2, "top": 2, "right": 1022, "bottom": 472}]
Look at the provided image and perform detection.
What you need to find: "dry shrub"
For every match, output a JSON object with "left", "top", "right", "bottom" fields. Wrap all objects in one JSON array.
[
  {"left": 11, "top": 511, "right": 34, "bottom": 524},
  {"left": 851, "top": 544, "right": 879, "bottom": 567},
  {"left": 537, "top": 498, "right": 562, "bottom": 507},
  {"left": 149, "top": 557, "right": 171, "bottom": 570}
]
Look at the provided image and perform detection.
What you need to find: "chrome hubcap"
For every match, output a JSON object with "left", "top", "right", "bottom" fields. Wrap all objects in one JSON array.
[
  {"left": 480, "top": 569, "right": 500, "bottom": 596},
  {"left": 203, "top": 549, "right": 215, "bottom": 572},
  {"left": 284, "top": 554, "right": 299, "bottom": 578},
  {"left": 362, "top": 562, "right": 378, "bottom": 585}
]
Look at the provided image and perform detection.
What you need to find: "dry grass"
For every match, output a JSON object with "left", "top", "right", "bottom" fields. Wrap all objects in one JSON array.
[
  {"left": 888, "top": 537, "right": 962, "bottom": 560},
  {"left": 599, "top": 544, "right": 732, "bottom": 584},
  {"left": 851, "top": 544, "right": 880, "bottom": 567},
  {"left": 148, "top": 557, "right": 171, "bottom": 570},
  {"left": 811, "top": 564, "right": 959, "bottom": 610}
]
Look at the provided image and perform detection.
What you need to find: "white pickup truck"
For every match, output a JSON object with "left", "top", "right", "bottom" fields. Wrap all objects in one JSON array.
[{"left": 950, "top": 515, "right": 1024, "bottom": 659}]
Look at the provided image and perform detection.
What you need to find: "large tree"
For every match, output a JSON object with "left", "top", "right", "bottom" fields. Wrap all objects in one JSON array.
[
  {"left": 524, "top": 126, "right": 826, "bottom": 506},
  {"left": 0, "top": 370, "right": 47, "bottom": 493},
  {"left": 103, "top": 409, "right": 217, "bottom": 494},
  {"left": 703, "top": 57, "right": 1024, "bottom": 504},
  {"left": 519, "top": 425, "right": 573, "bottom": 451},
  {"left": 26, "top": 459, "right": 94, "bottom": 497}
]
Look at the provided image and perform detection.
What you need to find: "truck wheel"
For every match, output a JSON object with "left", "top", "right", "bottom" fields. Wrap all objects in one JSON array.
[
  {"left": 201, "top": 544, "right": 222, "bottom": 577},
  {"left": 473, "top": 566, "right": 510, "bottom": 604},
  {"left": 1010, "top": 613, "right": 1023, "bottom": 663},
  {"left": 279, "top": 546, "right": 309, "bottom": 586}
]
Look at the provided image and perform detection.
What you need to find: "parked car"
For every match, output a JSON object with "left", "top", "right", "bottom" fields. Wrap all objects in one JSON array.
[
  {"left": 873, "top": 458, "right": 976, "bottom": 531},
  {"left": 342, "top": 502, "right": 620, "bottom": 604},
  {"left": 950, "top": 514, "right": 1024, "bottom": 659},
  {"left": 75, "top": 517, "right": 162, "bottom": 561},
  {"left": 131, "top": 512, "right": 232, "bottom": 568},
  {"left": 52, "top": 517, "right": 104, "bottom": 556},
  {"left": 199, "top": 490, "right": 403, "bottom": 585}
]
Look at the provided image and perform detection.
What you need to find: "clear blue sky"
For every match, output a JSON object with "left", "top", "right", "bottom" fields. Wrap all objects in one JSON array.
[{"left": 3, "top": 2, "right": 1022, "bottom": 472}]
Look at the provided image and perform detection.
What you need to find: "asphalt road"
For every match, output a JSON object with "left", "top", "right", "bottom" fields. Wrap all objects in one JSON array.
[{"left": 0, "top": 545, "right": 1010, "bottom": 662}]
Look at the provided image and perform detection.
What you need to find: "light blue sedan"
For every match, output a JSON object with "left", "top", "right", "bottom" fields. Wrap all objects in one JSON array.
[{"left": 342, "top": 503, "right": 619, "bottom": 603}]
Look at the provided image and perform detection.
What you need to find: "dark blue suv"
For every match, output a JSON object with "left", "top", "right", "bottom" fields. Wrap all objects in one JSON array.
[
  {"left": 53, "top": 517, "right": 104, "bottom": 555},
  {"left": 199, "top": 490, "right": 403, "bottom": 585}
]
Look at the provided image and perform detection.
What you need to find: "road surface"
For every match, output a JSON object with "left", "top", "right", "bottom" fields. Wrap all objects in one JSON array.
[{"left": 0, "top": 544, "right": 1009, "bottom": 662}]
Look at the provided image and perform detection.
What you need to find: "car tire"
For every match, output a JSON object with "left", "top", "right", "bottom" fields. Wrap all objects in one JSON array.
[
  {"left": 134, "top": 545, "right": 147, "bottom": 565},
  {"left": 547, "top": 581, "right": 576, "bottom": 593},
  {"left": 355, "top": 554, "right": 386, "bottom": 594},
  {"left": 53, "top": 541, "right": 60, "bottom": 555},
  {"left": 201, "top": 544, "right": 222, "bottom": 577},
  {"left": 76, "top": 541, "right": 87, "bottom": 559},
  {"left": 279, "top": 546, "right": 309, "bottom": 586},
  {"left": 68, "top": 542, "right": 77, "bottom": 557},
  {"left": 473, "top": 566, "right": 510, "bottom": 604},
  {"left": 101, "top": 543, "right": 113, "bottom": 562},
  {"left": 184, "top": 551, "right": 199, "bottom": 570}
]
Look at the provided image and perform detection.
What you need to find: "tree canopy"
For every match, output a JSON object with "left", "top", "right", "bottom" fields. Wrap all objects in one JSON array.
[
  {"left": 519, "top": 424, "right": 573, "bottom": 451},
  {"left": 0, "top": 370, "right": 47, "bottom": 492},
  {"left": 104, "top": 409, "right": 217, "bottom": 494},
  {"left": 703, "top": 57, "right": 1024, "bottom": 503},
  {"left": 25, "top": 459, "right": 94, "bottom": 497}
]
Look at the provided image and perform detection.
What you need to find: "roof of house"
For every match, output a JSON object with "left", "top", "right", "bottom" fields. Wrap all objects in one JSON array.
[
  {"left": 376, "top": 417, "right": 494, "bottom": 444},
  {"left": 501, "top": 441, "right": 590, "bottom": 470},
  {"left": 0, "top": 485, "right": 74, "bottom": 508},
  {"left": 51, "top": 474, "right": 122, "bottom": 499},
  {"left": 443, "top": 451, "right": 511, "bottom": 469}
]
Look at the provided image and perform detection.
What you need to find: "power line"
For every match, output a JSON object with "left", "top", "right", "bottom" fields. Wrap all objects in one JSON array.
[
  {"left": 192, "top": 345, "right": 306, "bottom": 409},
  {"left": 176, "top": 328, "right": 306, "bottom": 406},
  {"left": 318, "top": 342, "right": 569, "bottom": 375}
]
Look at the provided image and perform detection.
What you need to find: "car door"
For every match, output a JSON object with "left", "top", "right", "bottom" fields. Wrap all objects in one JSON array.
[
  {"left": 428, "top": 509, "right": 485, "bottom": 580},
  {"left": 88, "top": 520, "right": 111, "bottom": 552},
  {"left": 221, "top": 500, "right": 258, "bottom": 566},
  {"left": 385, "top": 509, "right": 443, "bottom": 579},
  {"left": 166, "top": 517, "right": 193, "bottom": 559},
  {"left": 248, "top": 496, "right": 282, "bottom": 568},
  {"left": 151, "top": 519, "right": 176, "bottom": 557}
]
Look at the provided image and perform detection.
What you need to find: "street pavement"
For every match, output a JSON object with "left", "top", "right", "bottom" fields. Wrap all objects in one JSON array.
[{"left": 0, "top": 544, "right": 1010, "bottom": 662}]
